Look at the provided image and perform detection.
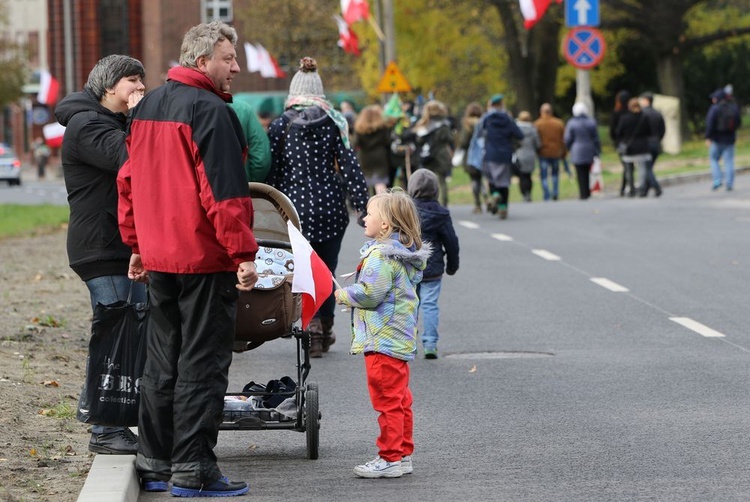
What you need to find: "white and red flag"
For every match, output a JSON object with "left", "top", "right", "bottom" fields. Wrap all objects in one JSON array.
[
  {"left": 42, "top": 122, "right": 65, "bottom": 148},
  {"left": 286, "top": 221, "right": 334, "bottom": 330},
  {"left": 519, "top": 0, "right": 562, "bottom": 30},
  {"left": 333, "top": 15, "right": 361, "bottom": 56},
  {"left": 245, "top": 43, "right": 286, "bottom": 78},
  {"left": 341, "top": 0, "right": 370, "bottom": 24},
  {"left": 37, "top": 70, "right": 60, "bottom": 106}
]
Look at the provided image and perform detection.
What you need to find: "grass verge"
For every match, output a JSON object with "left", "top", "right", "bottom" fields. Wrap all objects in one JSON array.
[{"left": 0, "top": 205, "right": 69, "bottom": 240}]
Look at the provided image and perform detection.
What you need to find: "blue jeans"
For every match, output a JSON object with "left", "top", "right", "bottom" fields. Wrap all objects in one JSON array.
[
  {"left": 539, "top": 157, "right": 560, "bottom": 200},
  {"left": 84, "top": 275, "right": 146, "bottom": 434},
  {"left": 417, "top": 280, "right": 442, "bottom": 350},
  {"left": 709, "top": 142, "right": 735, "bottom": 189}
]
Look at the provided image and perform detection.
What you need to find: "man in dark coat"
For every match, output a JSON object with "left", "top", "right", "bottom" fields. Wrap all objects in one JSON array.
[{"left": 638, "top": 92, "right": 666, "bottom": 196}]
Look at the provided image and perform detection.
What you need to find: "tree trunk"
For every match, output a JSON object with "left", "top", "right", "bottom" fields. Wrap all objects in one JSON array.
[
  {"left": 655, "top": 52, "right": 691, "bottom": 139},
  {"left": 492, "top": 0, "right": 562, "bottom": 115}
]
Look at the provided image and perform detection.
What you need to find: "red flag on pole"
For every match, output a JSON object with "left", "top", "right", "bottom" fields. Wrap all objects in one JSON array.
[
  {"left": 333, "top": 15, "right": 361, "bottom": 56},
  {"left": 341, "top": 0, "right": 370, "bottom": 24},
  {"left": 519, "top": 0, "right": 562, "bottom": 30},
  {"left": 286, "top": 221, "right": 334, "bottom": 330}
]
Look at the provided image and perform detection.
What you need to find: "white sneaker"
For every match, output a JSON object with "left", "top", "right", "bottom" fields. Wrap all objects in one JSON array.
[
  {"left": 401, "top": 455, "right": 413, "bottom": 474},
  {"left": 353, "top": 456, "right": 403, "bottom": 478}
]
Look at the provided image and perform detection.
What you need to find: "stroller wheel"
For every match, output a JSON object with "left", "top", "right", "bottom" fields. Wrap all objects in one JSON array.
[{"left": 304, "top": 382, "right": 320, "bottom": 460}]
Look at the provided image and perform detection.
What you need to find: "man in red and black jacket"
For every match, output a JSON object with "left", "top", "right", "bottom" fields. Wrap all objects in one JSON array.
[{"left": 117, "top": 21, "right": 258, "bottom": 497}]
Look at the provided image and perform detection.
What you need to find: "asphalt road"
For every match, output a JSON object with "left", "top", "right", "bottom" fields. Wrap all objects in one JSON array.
[
  {"left": 11, "top": 166, "right": 746, "bottom": 501},
  {"left": 136, "top": 173, "right": 750, "bottom": 501}
]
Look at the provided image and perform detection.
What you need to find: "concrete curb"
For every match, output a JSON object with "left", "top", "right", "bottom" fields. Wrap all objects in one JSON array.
[{"left": 76, "top": 454, "right": 138, "bottom": 502}]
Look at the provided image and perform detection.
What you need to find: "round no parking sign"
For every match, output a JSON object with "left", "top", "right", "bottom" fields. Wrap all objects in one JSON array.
[{"left": 562, "top": 27, "right": 606, "bottom": 70}]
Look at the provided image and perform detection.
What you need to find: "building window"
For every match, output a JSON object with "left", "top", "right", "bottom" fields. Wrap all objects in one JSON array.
[{"left": 202, "top": 0, "right": 233, "bottom": 23}]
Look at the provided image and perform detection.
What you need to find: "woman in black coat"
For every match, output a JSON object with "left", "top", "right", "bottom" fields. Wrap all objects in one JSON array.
[{"left": 54, "top": 55, "right": 146, "bottom": 455}]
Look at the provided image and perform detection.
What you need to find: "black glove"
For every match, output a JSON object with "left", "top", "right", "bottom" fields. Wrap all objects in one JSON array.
[{"left": 356, "top": 210, "right": 366, "bottom": 228}]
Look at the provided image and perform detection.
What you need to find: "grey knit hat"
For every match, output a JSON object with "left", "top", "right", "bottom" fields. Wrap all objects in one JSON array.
[
  {"left": 288, "top": 57, "right": 325, "bottom": 98},
  {"left": 407, "top": 168, "right": 439, "bottom": 201}
]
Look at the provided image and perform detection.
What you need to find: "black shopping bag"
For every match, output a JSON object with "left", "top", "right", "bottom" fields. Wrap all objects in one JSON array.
[{"left": 77, "top": 295, "right": 149, "bottom": 426}]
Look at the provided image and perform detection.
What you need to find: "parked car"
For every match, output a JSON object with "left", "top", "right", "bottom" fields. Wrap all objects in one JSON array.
[{"left": 0, "top": 144, "right": 22, "bottom": 186}]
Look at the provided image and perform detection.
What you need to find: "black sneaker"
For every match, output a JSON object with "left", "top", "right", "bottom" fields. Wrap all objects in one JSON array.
[
  {"left": 88, "top": 428, "right": 137, "bottom": 455},
  {"left": 171, "top": 477, "right": 249, "bottom": 497}
]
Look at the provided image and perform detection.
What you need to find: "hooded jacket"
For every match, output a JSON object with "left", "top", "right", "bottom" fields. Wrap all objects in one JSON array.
[
  {"left": 118, "top": 66, "right": 258, "bottom": 274},
  {"left": 55, "top": 89, "right": 132, "bottom": 281},
  {"left": 337, "top": 237, "right": 431, "bottom": 361},
  {"left": 407, "top": 169, "right": 459, "bottom": 281},
  {"left": 267, "top": 105, "right": 368, "bottom": 243},
  {"left": 472, "top": 108, "right": 523, "bottom": 165}
]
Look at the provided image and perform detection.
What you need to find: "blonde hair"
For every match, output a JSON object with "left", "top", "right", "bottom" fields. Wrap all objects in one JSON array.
[
  {"left": 415, "top": 100, "right": 448, "bottom": 128},
  {"left": 368, "top": 188, "right": 422, "bottom": 249},
  {"left": 354, "top": 104, "right": 387, "bottom": 135}
]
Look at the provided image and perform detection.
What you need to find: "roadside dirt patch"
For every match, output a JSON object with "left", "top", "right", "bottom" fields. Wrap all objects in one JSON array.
[{"left": 0, "top": 229, "right": 93, "bottom": 502}]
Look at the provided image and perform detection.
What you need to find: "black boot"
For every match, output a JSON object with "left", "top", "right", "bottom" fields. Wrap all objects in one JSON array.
[
  {"left": 320, "top": 317, "right": 336, "bottom": 353},
  {"left": 308, "top": 318, "right": 323, "bottom": 358}
]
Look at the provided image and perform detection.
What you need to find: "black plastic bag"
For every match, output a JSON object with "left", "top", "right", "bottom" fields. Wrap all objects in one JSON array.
[{"left": 77, "top": 296, "right": 149, "bottom": 426}]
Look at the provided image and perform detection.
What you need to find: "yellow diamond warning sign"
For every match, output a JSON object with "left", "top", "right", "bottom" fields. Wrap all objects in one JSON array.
[{"left": 376, "top": 62, "right": 412, "bottom": 94}]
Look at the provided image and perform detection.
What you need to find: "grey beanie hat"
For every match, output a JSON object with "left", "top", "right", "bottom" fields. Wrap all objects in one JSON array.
[
  {"left": 407, "top": 169, "right": 439, "bottom": 201},
  {"left": 288, "top": 57, "right": 325, "bottom": 98}
]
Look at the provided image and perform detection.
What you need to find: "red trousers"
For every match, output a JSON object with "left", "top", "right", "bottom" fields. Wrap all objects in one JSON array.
[{"left": 364, "top": 352, "right": 414, "bottom": 462}]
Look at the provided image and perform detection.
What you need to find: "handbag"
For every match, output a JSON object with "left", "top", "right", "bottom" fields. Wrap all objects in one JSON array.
[
  {"left": 451, "top": 148, "right": 466, "bottom": 167},
  {"left": 77, "top": 286, "right": 149, "bottom": 426}
]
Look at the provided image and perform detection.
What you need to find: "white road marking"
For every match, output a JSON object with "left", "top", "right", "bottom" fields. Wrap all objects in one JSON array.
[
  {"left": 491, "top": 233, "right": 513, "bottom": 241},
  {"left": 459, "top": 221, "right": 480, "bottom": 229},
  {"left": 590, "top": 277, "right": 629, "bottom": 292},
  {"left": 669, "top": 317, "right": 726, "bottom": 338},
  {"left": 532, "top": 249, "right": 561, "bottom": 261}
]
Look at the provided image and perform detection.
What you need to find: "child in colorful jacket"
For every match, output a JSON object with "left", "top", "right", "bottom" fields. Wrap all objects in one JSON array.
[{"left": 335, "top": 189, "right": 431, "bottom": 479}]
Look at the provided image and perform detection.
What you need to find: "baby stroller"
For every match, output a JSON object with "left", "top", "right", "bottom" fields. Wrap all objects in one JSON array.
[{"left": 219, "top": 182, "right": 320, "bottom": 460}]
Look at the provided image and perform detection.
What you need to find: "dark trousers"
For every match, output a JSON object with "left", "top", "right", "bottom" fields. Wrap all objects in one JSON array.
[
  {"left": 620, "top": 160, "right": 635, "bottom": 196},
  {"left": 575, "top": 163, "right": 591, "bottom": 200},
  {"left": 136, "top": 271, "right": 238, "bottom": 487},
  {"left": 311, "top": 233, "right": 344, "bottom": 321},
  {"left": 488, "top": 184, "right": 509, "bottom": 207},
  {"left": 518, "top": 172, "right": 533, "bottom": 201}
]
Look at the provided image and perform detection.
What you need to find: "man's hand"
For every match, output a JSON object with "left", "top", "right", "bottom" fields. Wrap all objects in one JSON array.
[
  {"left": 128, "top": 254, "right": 149, "bottom": 283},
  {"left": 236, "top": 261, "right": 258, "bottom": 292}
]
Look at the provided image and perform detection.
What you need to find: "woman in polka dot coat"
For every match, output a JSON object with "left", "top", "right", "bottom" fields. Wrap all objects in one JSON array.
[{"left": 267, "top": 57, "right": 369, "bottom": 357}]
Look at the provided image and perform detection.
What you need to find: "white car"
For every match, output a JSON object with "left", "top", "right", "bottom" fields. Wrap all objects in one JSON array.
[{"left": 0, "top": 144, "right": 22, "bottom": 186}]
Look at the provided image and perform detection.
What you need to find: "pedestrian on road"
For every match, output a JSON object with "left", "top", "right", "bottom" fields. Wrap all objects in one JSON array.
[
  {"left": 610, "top": 90, "right": 636, "bottom": 197},
  {"left": 638, "top": 92, "right": 665, "bottom": 197},
  {"left": 352, "top": 104, "right": 392, "bottom": 195},
  {"left": 564, "top": 102, "right": 601, "bottom": 200},
  {"left": 615, "top": 98, "right": 653, "bottom": 197},
  {"left": 267, "top": 56, "right": 369, "bottom": 358},
  {"left": 54, "top": 54, "right": 146, "bottom": 457},
  {"left": 534, "top": 103, "right": 566, "bottom": 201},
  {"left": 407, "top": 169, "right": 459, "bottom": 359},
  {"left": 32, "top": 137, "right": 51, "bottom": 180},
  {"left": 334, "top": 189, "right": 430, "bottom": 479},
  {"left": 413, "top": 100, "right": 453, "bottom": 206},
  {"left": 117, "top": 21, "right": 258, "bottom": 498},
  {"left": 457, "top": 102, "right": 486, "bottom": 213},
  {"left": 705, "top": 85, "right": 742, "bottom": 191},
  {"left": 514, "top": 110, "right": 540, "bottom": 202},
  {"left": 470, "top": 93, "right": 523, "bottom": 219}
]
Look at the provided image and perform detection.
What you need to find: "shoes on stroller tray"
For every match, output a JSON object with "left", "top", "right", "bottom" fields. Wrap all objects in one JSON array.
[{"left": 223, "top": 376, "right": 298, "bottom": 421}]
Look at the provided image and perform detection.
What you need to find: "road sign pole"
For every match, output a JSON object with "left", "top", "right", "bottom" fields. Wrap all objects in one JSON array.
[{"left": 576, "top": 69, "right": 594, "bottom": 118}]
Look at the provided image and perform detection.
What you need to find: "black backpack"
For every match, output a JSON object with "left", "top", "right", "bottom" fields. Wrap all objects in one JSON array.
[{"left": 715, "top": 101, "right": 737, "bottom": 133}]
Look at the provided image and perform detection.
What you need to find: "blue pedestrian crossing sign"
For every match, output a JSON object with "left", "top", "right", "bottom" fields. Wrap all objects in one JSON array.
[
  {"left": 562, "top": 27, "right": 606, "bottom": 70},
  {"left": 565, "top": 0, "right": 599, "bottom": 27}
]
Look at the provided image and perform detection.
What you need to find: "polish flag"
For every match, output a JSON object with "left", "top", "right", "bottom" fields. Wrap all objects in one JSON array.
[
  {"left": 37, "top": 70, "right": 60, "bottom": 106},
  {"left": 42, "top": 122, "right": 65, "bottom": 148},
  {"left": 519, "top": 0, "right": 562, "bottom": 30},
  {"left": 341, "top": 0, "right": 370, "bottom": 24},
  {"left": 256, "top": 44, "right": 287, "bottom": 79},
  {"left": 244, "top": 42, "right": 261, "bottom": 73},
  {"left": 333, "top": 15, "right": 361, "bottom": 56},
  {"left": 286, "top": 221, "right": 333, "bottom": 330}
]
